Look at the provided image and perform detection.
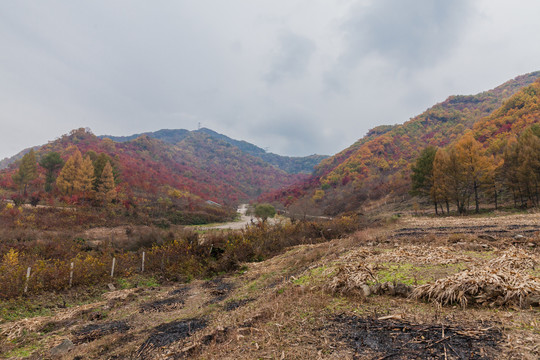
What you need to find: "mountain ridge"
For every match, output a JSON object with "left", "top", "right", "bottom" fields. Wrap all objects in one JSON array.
[{"left": 100, "top": 128, "right": 328, "bottom": 174}]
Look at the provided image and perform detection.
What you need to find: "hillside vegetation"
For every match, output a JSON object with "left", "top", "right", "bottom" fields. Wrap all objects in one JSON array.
[{"left": 265, "top": 71, "right": 540, "bottom": 215}]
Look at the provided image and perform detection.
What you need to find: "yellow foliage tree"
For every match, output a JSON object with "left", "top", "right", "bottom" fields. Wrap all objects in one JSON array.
[
  {"left": 97, "top": 161, "right": 116, "bottom": 204},
  {"left": 77, "top": 155, "right": 95, "bottom": 199},
  {"left": 431, "top": 148, "right": 450, "bottom": 214},
  {"left": 56, "top": 149, "right": 82, "bottom": 195}
]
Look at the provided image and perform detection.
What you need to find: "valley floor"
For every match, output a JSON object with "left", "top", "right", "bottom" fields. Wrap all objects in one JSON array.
[{"left": 1, "top": 213, "right": 539, "bottom": 359}]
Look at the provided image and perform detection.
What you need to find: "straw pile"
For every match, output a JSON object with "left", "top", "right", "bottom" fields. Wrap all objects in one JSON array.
[
  {"left": 412, "top": 267, "right": 540, "bottom": 307},
  {"left": 368, "top": 245, "right": 476, "bottom": 265},
  {"left": 487, "top": 247, "right": 538, "bottom": 270},
  {"left": 324, "top": 264, "right": 377, "bottom": 296}
]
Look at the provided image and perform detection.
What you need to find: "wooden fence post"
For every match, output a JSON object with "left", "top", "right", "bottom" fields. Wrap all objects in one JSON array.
[
  {"left": 24, "top": 267, "right": 31, "bottom": 294},
  {"left": 111, "top": 258, "right": 116, "bottom": 278},
  {"left": 141, "top": 252, "right": 145, "bottom": 273},
  {"left": 69, "top": 262, "right": 74, "bottom": 287}
]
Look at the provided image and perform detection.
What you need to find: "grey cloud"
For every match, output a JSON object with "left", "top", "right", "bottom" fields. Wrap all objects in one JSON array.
[
  {"left": 0, "top": 1, "right": 539, "bottom": 160},
  {"left": 340, "top": 0, "right": 472, "bottom": 69},
  {"left": 264, "top": 32, "right": 316, "bottom": 84}
]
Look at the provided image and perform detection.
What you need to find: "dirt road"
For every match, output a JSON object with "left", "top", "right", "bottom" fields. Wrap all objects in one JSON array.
[{"left": 200, "top": 204, "right": 256, "bottom": 230}]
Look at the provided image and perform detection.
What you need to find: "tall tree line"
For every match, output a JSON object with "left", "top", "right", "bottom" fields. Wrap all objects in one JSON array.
[
  {"left": 411, "top": 126, "right": 540, "bottom": 214},
  {"left": 10, "top": 147, "right": 117, "bottom": 206}
]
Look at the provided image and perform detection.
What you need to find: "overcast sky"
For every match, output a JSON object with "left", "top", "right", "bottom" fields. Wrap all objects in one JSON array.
[{"left": 1, "top": 1, "right": 540, "bottom": 159}]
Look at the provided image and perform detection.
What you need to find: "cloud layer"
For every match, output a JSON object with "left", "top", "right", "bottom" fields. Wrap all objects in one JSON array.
[{"left": 1, "top": 1, "right": 540, "bottom": 159}]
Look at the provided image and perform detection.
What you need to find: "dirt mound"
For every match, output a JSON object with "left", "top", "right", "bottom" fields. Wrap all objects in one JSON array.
[
  {"left": 137, "top": 318, "right": 207, "bottom": 358},
  {"left": 328, "top": 314, "right": 501, "bottom": 359},
  {"left": 72, "top": 321, "right": 129, "bottom": 343}
]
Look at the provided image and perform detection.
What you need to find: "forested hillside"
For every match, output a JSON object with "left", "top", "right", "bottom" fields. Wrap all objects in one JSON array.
[
  {"left": 411, "top": 78, "right": 540, "bottom": 214},
  {"left": 0, "top": 128, "right": 306, "bottom": 213},
  {"left": 101, "top": 128, "right": 328, "bottom": 174},
  {"left": 265, "top": 71, "right": 540, "bottom": 215}
]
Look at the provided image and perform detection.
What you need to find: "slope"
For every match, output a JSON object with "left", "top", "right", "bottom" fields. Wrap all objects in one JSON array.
[
  {"left": 266, "top": 71, "right": 540, "bottom": 214},
  {"left": 101, "top": 128, "right": 328, "bottom": 174}
]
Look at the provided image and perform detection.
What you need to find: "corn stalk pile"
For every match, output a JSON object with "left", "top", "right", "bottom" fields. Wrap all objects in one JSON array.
[
  {"left": 487, "top": 247, "right": 538, "bottom": 270},
  {"left": 367, "top": 245, "right": 477, "bottom": 265},
  {"left": 324, "top": 264, "right": 377, "bottom": 296},
  {"left": 412, "top": 267, "right": 540, "bottom": 308}
]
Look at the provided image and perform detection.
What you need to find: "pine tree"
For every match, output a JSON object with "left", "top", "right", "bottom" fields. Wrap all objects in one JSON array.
[
  {"left": 39, "top": 152, "right": 64, "bottom": 192},
  {"left": 12, "top": 149, "right": 38, "bottom": 195},
  {"left": 97, "top": 161, "right": 116, "bottom": 204},
  {"left": 411, "top": 146, "right": 437, "bottom": 213}
]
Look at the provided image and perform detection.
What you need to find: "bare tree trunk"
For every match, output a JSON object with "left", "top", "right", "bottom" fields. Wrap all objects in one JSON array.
[{"left": 474, "top": 180, "right": 480, "bottom": 213}]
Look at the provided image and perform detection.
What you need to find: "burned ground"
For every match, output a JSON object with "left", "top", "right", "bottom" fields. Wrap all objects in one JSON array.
[
  {"left": 136, "top": 318, "right": 208, "bottom": 358},
  {"left": 72, "top": 320, "right": 130, "bottom": 344},
  {"left": 327, "top": 314, "right": 501, "bottom": 360},
  {"left": 203, "top": 277, "right": 235, "bottom": 304}
]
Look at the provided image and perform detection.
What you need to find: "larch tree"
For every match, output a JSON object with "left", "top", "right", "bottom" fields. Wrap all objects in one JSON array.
[
  {"left": 97, "top": 161, "right": 116, "bottom": 204},
  {"left": 56, "top": 149, "right": 82, "bottom": 195},
  {"left": 431, "top": 148, "right": 451, "bottom": 214},
  {"left": 501, "top": 136, "right": 522, "bottom": 207},
  {"left": 516, "top": 128, "right": 540, "bottom": 205},
  {"left": 12, "top": 149, "right": 38, "bottom": 195},
  {"left": 453, "top": 132, "right": 492, "bottom": 213},
  {"left": 77, "top": 155, "right": 95, "bottom": 199}
]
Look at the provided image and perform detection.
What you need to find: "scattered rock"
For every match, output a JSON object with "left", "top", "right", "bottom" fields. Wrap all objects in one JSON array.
[
  {"left": 108, "top": 283, "right": 116, "bottom": 291},
  {"left": 361, "top": 284, "right": 371, "bottom": 297},
  {"left": 50, "top": 339, "right": 74, "bottom": 356}
]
